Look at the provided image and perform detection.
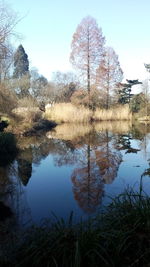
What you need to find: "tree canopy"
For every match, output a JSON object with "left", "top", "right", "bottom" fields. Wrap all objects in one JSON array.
[{"left": 70, "top": 16, "right": 105, "bottom": 95}]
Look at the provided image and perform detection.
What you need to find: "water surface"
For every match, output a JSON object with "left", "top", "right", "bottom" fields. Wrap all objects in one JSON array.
[{"left": 1, "top": 121, "right": 150, "bottom": 226}]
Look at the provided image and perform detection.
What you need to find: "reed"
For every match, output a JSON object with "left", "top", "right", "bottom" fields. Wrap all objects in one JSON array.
[
  {"left": 44, "top": 103, "right": 92, "bottom": 123},
  {"left": 44, "top": 103, "right": 132, "bottom": 123},
  {"left": 93, "top": 104, "right": 132, "bottom": 121}
]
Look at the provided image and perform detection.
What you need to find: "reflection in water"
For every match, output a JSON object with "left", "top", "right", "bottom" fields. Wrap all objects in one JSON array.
[
  {"left": 71, "top": 131, "right": 122, "bottom": 213},
  {"left": 0, "top": 164, "right": 25, "bottom": 225},
  {"left": 1, "top": 121, "right": 150, "bottom": 225},
  {"left": 72, "top": 144, "right": 104, "bottom": 214},
  {"left": 17, "top": 147, "right": 33, "bottom": 186},
  {"left": 116, "top": 134, "right": 140, "bottom": 154}
]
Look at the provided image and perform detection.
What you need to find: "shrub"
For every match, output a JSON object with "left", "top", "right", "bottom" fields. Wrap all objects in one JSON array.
[
  {"left": 18, "top": 96, "right": 38, "bottom": 108},
  {"left": 0, "top": 83, "right": 18, "bottom": 115}
]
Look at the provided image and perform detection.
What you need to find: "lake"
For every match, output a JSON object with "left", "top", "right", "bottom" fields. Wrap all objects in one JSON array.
[{"left": 1, "top": 121, "right": 150, "bottom": 227}]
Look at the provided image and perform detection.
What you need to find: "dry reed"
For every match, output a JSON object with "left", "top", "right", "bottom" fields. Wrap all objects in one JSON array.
[
  {"left": 93, "top": 105, "right": 132, "bottom": 121},
  {"left": 44, "top": 103, "right": 132, "bottom": 123},
  {"left": 45, "top": 103, "right": 92, "bottom": 123}
]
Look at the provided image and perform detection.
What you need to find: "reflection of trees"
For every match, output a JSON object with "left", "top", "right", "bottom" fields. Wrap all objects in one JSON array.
[
  {"left": 53, "top": 140, "right": 80, "bottom": 166},
  {"left": 72, "top": 144, "right": 104, "bottom": 214},
  {"left": 71, "top": 131, "right": 122, "bottom": 214},
  {"left": 0, "top": 164, "right": 23, "bottom": 224},
  {"left": 18, "top": 159, "right": 32, "bottom": 186},
  {"left": 142, "top": 158, "right": 150, "bottom": 177},
  {"left": 95, "top": 131, "right": 122, "bottom": 184},
  {"left": 115, "top": 134, "right": 140, "bottom": 154},
  {"left": 0, "top": 161, "right": 33, "bottom": 227},
  {"left": 16, "top": 137, "right": 80, "bottom": 185},
  {"left": 0, "top": 166, "right": 15, "bottom": 199},
  {"left": 17, "top": 147, "right": 33, "bottom": 186}
]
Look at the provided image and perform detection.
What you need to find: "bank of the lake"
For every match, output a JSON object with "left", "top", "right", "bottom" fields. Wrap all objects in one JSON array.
[{"left": 1, "top": 185, "right": 150, "bottom": 267}]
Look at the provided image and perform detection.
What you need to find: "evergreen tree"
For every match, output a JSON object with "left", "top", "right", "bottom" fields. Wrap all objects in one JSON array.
[
  {"left": 13, "top": 44, "right": 29, "bottom": 78},
  {"left": 118, "top": 80, "right": 142, "bottom": 105}
]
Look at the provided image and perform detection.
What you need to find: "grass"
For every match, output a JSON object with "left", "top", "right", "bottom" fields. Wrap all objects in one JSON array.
[
  {"left": 2, "top": 183, "right": 150, "bottom": 267},
  {"left": 44, "top": 103, "right": 132, "bottom": 123}
]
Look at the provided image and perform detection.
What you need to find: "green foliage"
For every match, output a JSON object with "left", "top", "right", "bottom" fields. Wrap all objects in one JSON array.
[
  {"left": 13, "top": 45, "right": 29, "bottom": 78},
  {"left": 118, "top": 86, "right": 133, "bottom": 104},
  {"left": 12, "top": 45, "right": 30, "bottom": 98},
  {"left": 0, "top": 132, "right": 18, "bottom": 166}
]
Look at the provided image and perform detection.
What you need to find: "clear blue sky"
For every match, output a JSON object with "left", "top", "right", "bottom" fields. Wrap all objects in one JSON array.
[{"left": 8, "top": 0, "right": 150, "bottom": 83}]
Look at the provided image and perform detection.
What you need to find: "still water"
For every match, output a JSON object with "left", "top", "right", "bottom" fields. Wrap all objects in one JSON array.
[{"left": 1, "top": 121, "right": 150, "bottom": 226}]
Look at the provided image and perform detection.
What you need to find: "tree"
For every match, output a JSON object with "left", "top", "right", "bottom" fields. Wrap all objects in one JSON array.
[
  {"left": 118, "top": 79, "right": 142, "bottom": 105},
  {"left": 0, "top": 1, "right": 20, "bottom": 81},
  {"left": 0, "top": 43, "right": 14, "bottom": 81},
  {"left": 52, "top": 71, "right": 78, "bottom": 102},
  {"left": 96, "top": 46, "right": 123, "bottom": 109},
  {"left": 13, "top": 45, "right": 30, "bottom": 97},
  {"left": 70, "top": 16, "right": 105, "bottom": 105},
  {"left": 129, "top": 93, "right": 145, "bottom": 113},
  {"left": 13, "top": 44, "right": 29, "bottom": 78},
  {"left": 30, "top": 68, "right": 48, "bottom": 98},
  {"left": 117, "top": 84, "right": 132, "bottom": 104},
  {"left": 12, "top": 73, "right": 30, "bottom": 98},
  {"left": 71, "top": 88, "right": 101, "bottom": 109}
]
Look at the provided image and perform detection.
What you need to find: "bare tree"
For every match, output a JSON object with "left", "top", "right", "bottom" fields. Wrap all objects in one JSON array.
[
  {"left": 0, "top": 1, "right": 19, "bottom": 79},
  {"left": 96, "top": 46, "right": 123, "bottom": 109},
  {"left": 52, "top": 71, "right": 79, "bottom": 102},
  {"left": 0, "top": 42, "right": 14, "bottom": 80},
  {"left": 70, "top": 16, "right": 105, "bottom": 105}
]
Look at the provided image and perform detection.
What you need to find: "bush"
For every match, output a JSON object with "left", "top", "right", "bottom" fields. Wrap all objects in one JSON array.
[
  {"left": 0, "top": 83, "right": 18, "bottom": 115},
  {"left": 18, "top": 96, "right": 38, "bottom": 108},
  {"left": 12, "top": 107, "right": 42, "bottom": 124}
]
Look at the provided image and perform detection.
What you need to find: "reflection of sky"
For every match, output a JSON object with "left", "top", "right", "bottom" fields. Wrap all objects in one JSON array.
[
  {"left": 25, "top": 155, "right": 90, "bottom": 224},
  {"left": 104, "top": 138, "right": 150, "bottom": 207}
]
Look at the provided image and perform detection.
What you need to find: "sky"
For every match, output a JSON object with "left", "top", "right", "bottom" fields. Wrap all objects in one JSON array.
[{"left": 8, "top": 0, "right": 150, "bottom": 85}]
